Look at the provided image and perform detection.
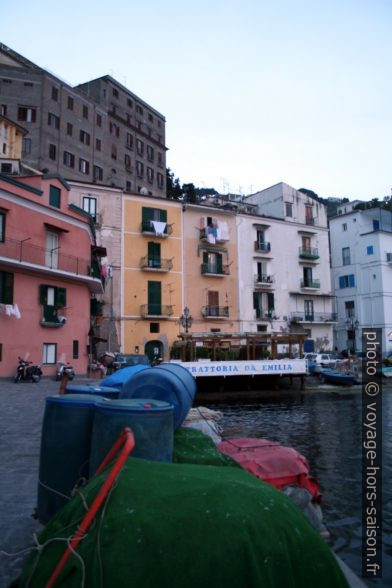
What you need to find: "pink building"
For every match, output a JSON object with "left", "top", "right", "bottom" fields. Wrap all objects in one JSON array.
[{"left": 0, "top": 172, "right": 103, "bottom": 378}]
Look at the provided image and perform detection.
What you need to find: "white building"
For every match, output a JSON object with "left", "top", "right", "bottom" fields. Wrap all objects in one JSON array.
[
  {"left": 237, "top": 183, "right": 334, "bottom": 352},
  {"left": 330, "top": 203, "right": 392, "bottom": 355}
]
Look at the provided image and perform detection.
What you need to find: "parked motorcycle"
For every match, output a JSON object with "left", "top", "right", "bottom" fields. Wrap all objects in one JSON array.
[
  {"left": 55, "top": 362, "right": 75, "bottom": 381},
  {"left": 14, "top": 357, "right": 43, "bottom": 383}
]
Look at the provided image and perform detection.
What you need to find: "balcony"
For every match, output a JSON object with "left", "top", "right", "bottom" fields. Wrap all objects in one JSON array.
[
  {"left": 255, "top": 309, "right": 276, "bottom": 320},
  {"left": 289, "top": 312, "right": 337, "bottom": 323},
  {"left": 305, "top": 217, "right": 315, "bottom": 226},
  {"left": 199, "top": 227, "right": 229, "bottom": 244},
  {"left": 300, "top": 279, "right": 320, "bottom": 289},
  {"left": 201, "top": 306, "right": 229, "bottom": 319},
  {"left": 141, "top": 220, "right": 172, "bottom": 237},
  {"left": 201, "top": 263, "right": 230, "bottom": 276},
  {"left": 298, "top": 247, "right": 319, "bottom": 260},
  {"left": 40, "top": 305, "right": 67, "bottom": 328},
  {"left": 139, "top": 256, "right": 173, "bottom": 272},
  {"left": 254, "top": 241, "right": 271, "bottom": 253},
  {"left": 140, "top": 304, "right": 173, "bottom": 318},
  {"left": 254, "top": 274, "right": 274, "bottom": 288},
  {"left": 0, "top": 237, "right": 103, "bottom": 293}
]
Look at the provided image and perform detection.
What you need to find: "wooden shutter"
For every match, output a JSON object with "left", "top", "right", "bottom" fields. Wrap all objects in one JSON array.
[
  {"left": 339, "top": 276, "right": 345, "bottom": 289},
  {"left": 349, "top": 274, "right": 355, "bottom": 287},
  {"left": 216, "top": 253, "right": 223, "bottom": 273},
  {"left": 159, "top": 209, "right": 167, "bottom": 222},
  {"left": 267, "top": 293, "right": 274, "bottom": 310},
  {"left": 148, "top": 281, "right": 161, "bottom": 314},
  {"left": 39, "top": 284, "right": 47, "bottom": 304},
  {"left": 3, "top": 272, "right": 13, "bottom": 304},
  {"left": 56, "top": 287, "right": 67, "bottom": 308}
]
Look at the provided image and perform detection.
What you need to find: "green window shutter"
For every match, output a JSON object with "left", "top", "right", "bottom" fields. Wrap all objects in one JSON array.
[
  {"left": 253, "top": 292, "right": 259, "bottom": 310},
  {"left": 44, "top": 305, "right": 57, "bottom": 322},
  {"left": 142, "top": 207, "right": 153, "bottom": 222},
  {"left": 148, "top": 242, "right": 160, "bottom": 258},
  {"left": 160, "top": 209, "right": 167, "bottom": 222},
  {"left": 49, "top": 185, "right": 61, "bottom": 208},
  {"left": 203, "top": 252, "right": 209, "bottom": 264},
  {"left": 148, "top": 281, "right": 161, "bottom": 314},
  {"left": 216, "top": 253, "right": 223, "bottom": 273},
  {"left": 56, "top": 287, "right": 67, "bottom": 308},
  {"left": 39, "top": 284, "right": 47, "bottom": 304},
  {"left": 267, "top": 293, "right": 275, "bottom": 310}
]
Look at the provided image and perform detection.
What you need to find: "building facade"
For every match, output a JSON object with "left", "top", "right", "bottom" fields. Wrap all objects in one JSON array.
[
  {"left": 0, "top": 43, "right": 166, "bottom": 197},
  {"left": 242, "top": 183, "right": 334, "bottom": 352},
  {"left": 0, "top": 172, "right": 102, "bottom": 378},
  {"left": 330, "top": 204, "right": 392, "bottom": 355}
]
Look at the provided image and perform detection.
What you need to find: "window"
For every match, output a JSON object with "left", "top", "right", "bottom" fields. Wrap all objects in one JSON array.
[
  {"left": 49, "top": 144, "right": 57, "bottom": 160},
  {"left": 339, "top": 274, "right": 355, "bottom": 289},
  {"left": 45, "top": 232, "right": 59, "bottom": 268},
  {"left": 82, "top": 196, "right": 97, "bottom": 219},
  {"left": 1, "top": 104, "right": 7, "bottom": 116},
  {"left": 150, "top": 322, "right": 160, "bottom": 333},
  {"left": 66, "top": 122, "right": 73, "bottom": 136},
  {"left": 127, "top": 98, "right": 133, "bottom": 108},
  {"left": 136, "top": 161, "right": 144, "bottom": 177},
  {"left": 51, "top": 86, "right": 59, "bottom": 101},
  {"left": 257, "top": 325, "right": 267, "bottom": 332},
  {"left": 136, "top": 105, "right": 143, "bottom": 115},
  {"left": 125, "top": 154, "right": 131, "bottom": 169},
  {"left": 253, "top": 291, "right": 274, "bottom": 318},
  {"left": 1, "top": 163, "right": 11, "bottom": 173},
  {"left": 63, "top": 151, "right": 75, "bottom": 168},
  {"left": 373, "top": 220, "right": 380, "bottom": 231},
  {"left": 147, "top": 281, "right": 161, "bottom": 315},
  {"left": 111, "top": 144, "right": 117, "bottom": 160},
  {"left": 113, "top": 88, "right": 119, "bottom": 98},
  {"left": 79, "top": 130, "right": 90, "bottom": 145},
  {"left": 2, "top": 79, "right": 12, "bottom": 84},
  {"left": 126, "top": 181, "right": 132, "bottom": 192},
  {"left": 83, "top": 105, "right": 88, "bottom": 119},
  {"left": 49, "top": 185, "right": 61, "bottom": 208},
  {"left": 147, "top": 145, "right": 154, "bottom": 161},
  {"left": 40, "top": 285, "right": 66, "bottom": 311},
  {"left": 148, "top": 113, "right": 153, "bottom": 122},
  {"left": 0, "top": 271, "right": 13, "bottom": 304},
  {"left": 304, "top": 300, "right": 314, "bottom": 321},
  {"left": 342, "top": 247, "right": 351, "bottom": 265},
  {"left": 22, "top": 138, "right": 31, "bottom": 155},
  {"left": 18, "top": 106, "right": 36, "bottom": 122},
  {"left": 73, "top": 340, "right": 79, "bottom": 359},
  {"left": 109, "top": 122, "right": 120, "bottom": 137},
  {"left": 93, "top": 165, "right": 103, "bottom": 181},
  {"left": 96, "top": 138, "right": 101, "bottom": 151},
  {"left": 285, "top": 202, "right": 293, "bottom": 217},
  {"left": 158, "top": 119, "right": 162, "bottom": 128},
  {"left": 0, "top": 211, "right": 5, "bottom": 242},
  {"left": 67, "top": 96, "right": 74, "bottom": 110},
  {"left": 136, "top": 139, "right": 144, "bottom": 156},
  {"left": 48, "top": 112, "right": 60, "bottom": 129},
  {"left": 345, "top": 300, "right": 355, "bottom": 318},
  {"left": 305, "top": 204, "right": 314, "bottom": 225},
  {"left": 96, "top": 113, "right": 102, "bottom": 127},
  {"left": 147, "top": 167, "right": 154, "bottom": 183},
  {"left": 126, "top": 113, "right": 132, "bottom": 124},
  {"left": 126, "top": 133, "right": 133, "bottom": 149},
  {"left": 367, "top": 245, "right": 374, "bottom": 255},
  {"left": 342, "top": 223, "right": 347, "bottom": 231},
  {"left": 43, "top": 343, "right": 57, "bottom": 364},
  {"left": 157, "top": 172, "right": 164, "bottom": 189},
  {"left": 157, "top": 152, "right": 163, "bottom": 167},
  {"left": 142, "top": 207, "right": 167, "bottom": 231},
  {"left": 79, "top": 159, "right": 90, "bottom": 174}
]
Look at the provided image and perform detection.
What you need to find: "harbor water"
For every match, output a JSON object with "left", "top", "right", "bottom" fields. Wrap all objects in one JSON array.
[{"left": 213, "top": 386, "right": 392, "bottom": 587}]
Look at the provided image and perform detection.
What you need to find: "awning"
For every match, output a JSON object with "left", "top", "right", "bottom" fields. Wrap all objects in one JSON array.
[
  {"left": 44, "top": 222, "right": 69, "bottom": 233},
  {"left": 91, "top": 245, "right": 107, "bottom": 257}
]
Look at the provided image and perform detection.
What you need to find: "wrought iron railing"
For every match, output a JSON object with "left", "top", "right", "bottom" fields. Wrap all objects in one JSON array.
[
  {"left": 254, "top": 241, "right": 271, "bottom": 253},
  {"left": 201, "top": 263, "right": 230, "bottom": 275},
  {"left": 139, "top": 256, "right": 173, "bottom": 271},
  {"left": 254, "top": 274, "right": 274, "bottom": 285},
  {"left": 298, "top": 247, "right": 319, "bottom": 259},
  {"left": 140, "top": 304, "right": 173, "bottom": 317},
  {"left": 201, "top": 306, "right": 229, "bottom": 318},
  {"left": 300, "top": 279, "right": 320, "bottom": 288},
  {"left": 289, "top": 312, "right": 337, "bottom": 323},
  {"left": 140, "top": 220, "right": 172, "bottom": 235}
]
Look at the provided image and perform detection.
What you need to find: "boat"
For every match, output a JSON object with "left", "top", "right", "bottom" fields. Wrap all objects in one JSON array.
[
  {"left": 320, "top": 368, "right": 357, "bottom": 386},
  {"left": 382, "top": 366, "right": 392, "bottom": 378}
]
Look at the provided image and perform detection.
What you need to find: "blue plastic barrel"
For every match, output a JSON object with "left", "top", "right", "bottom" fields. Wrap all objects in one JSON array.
[
  {"left": 65, "top": 384, "right": 119, "bottom": 399},
  {"left": 37, "top": 394, "right": 102, "bottom": 524},
  {"left": 120, "top": 363, "right": 196, "bottom": 430},
  {"left": 100, "top": 364, "right": 149, "bottom": 391},
  {"left": 89, "top": 399, "right": 174, "bottom": 476}
]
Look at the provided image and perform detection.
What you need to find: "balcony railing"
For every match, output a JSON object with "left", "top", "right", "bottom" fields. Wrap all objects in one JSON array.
[
  {"left": 141, "top": 220, "right": 172, "bottom": 236},
  {"left": 289, "top": 312, "right": 337, "bottom": 323},
  {"left": 0, "top": 237, "right": 93, "bottom": 277},
  {"left": 40, "top": 305, "right": 67, "bottom": 327},
  {"left": 305, "top": 217, "right": 315, "bottom": 226},
  {"left": 199, "top": 227, "right": 229, "bottom": 243},
  {"left": 254, "top": 241, "right": 271, "bottom": 253},
  {"left": 255, "top": 309, "right": 275, "bottom": 320},
  {"left": 201, "top": 306, "right": 229, "bottom": 318},
  {"left": 298, "top": 247, "right": 319, "bottom": 260},
  {"left": 140, "top": 304, "right": 173, "bottom": 318},
  {"left": 300, "top": 279, "right": 320, "bottom": 289},
  {"left": 201, "top": 263, "right": 230, "bottom": 276},
  {"left": 139, "top": 256, "right": 173, "bottom": 271},
  {"left": 254, "top": 274, "right": 274, "bottom": 286}
]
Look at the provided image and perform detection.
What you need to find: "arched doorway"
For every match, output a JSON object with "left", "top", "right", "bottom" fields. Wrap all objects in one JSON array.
[{"left": 145, "top": 340, "right": 163, "bottom": 363}]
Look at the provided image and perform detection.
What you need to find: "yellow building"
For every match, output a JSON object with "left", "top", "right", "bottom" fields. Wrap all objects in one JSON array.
[
  {"left": 122, "top": 195, "right": 183, "bottom": 360},
  {"left": 0, "top": 114, "right": 26, "bottom": 162}
]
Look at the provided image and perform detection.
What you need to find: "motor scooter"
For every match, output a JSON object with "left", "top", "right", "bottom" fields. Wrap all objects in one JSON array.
[
  {"left": 14, "top": 357, "right": 43, "bottom": 383},
  {"left": 55, "top": 361, "right": 75, "bottom": 381}
]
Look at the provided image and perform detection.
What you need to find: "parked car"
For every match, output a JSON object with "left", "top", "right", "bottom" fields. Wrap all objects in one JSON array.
[
  {"left": 112, "top": 353, "right": 150, "bottom": 370},
  {"left": 304, "top": 353, "right": 336, "bottom": 368}
]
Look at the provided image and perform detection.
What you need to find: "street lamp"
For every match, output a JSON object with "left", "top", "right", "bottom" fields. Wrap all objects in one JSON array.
[{"left": 179, "top": 306, "right": 193, "bottom": 333}]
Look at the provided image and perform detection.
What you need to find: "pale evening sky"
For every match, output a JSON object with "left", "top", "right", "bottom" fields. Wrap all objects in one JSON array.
[{"left": 2, "top": 0, "right": 391, "bottom": 200}]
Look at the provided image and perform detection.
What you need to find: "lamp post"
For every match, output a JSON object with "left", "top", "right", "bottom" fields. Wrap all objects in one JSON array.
[
  {"left": 345, "top": 317, "right": 359, "bottom": 354},
  {"left": 179, "top": 306, "right": 193, "bottom": 333}
]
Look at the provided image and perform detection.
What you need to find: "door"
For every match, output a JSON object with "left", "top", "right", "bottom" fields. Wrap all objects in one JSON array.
[
  {"left": 148, "top": 281, "right": 161, "bottom": 315},
  {"left": 302, "top": 236, "right": 311, "bottom": 253},
  {"left": 303, "top": 267, "right": 313, "bottom": 287},
  {"left": 208, "top": 291, "right": 219, "bottom": 316},
  {"left": 148, "top": 242, "right": 161, "bottom": 268},
  {"left": 145, "top": 340, "right": 163, "bottom": 362},
  {"left": 45, "top": 232, "right": 59, "bottom": 268},
  {"left": 304, "top": 300, "right": 314, "bottom": 321}
]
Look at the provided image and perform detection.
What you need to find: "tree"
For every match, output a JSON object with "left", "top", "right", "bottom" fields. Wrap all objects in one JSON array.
[{"left": 166, "top": 168, "right": 182, "bottom": 200}]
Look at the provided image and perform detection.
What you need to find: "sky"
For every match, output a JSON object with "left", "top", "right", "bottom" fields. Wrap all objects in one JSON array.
[{"left": 2, "top": 0, "right": 391, "bottom": 200}]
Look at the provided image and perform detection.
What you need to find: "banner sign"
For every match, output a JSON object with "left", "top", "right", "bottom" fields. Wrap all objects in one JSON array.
[{"left": 173, "top": 359, "right": 307, "bottom": 377}]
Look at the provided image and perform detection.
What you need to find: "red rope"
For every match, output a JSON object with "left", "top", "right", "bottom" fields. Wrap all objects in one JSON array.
[{"left": 46, "top": 427, "right": 135, "bottom": 588}]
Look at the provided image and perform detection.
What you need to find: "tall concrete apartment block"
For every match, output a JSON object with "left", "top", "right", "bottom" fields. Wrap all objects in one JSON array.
[{"left": 0, "top": 43, "right": 166, "bottom": 197}]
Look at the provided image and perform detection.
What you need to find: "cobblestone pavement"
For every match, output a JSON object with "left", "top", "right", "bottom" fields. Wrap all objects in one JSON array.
[{"left": 0, "top": 376, "right": 97, "bottom": 588}]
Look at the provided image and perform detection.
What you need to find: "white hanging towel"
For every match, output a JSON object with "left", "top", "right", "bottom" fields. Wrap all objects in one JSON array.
[
  {"left": 151, "top": 221, "right": 167, "bottom": 236},
  {"left": 13, "top": 304, "right": 21, "bottom": 319},
  {"left": 5, "top": 304, "right": 12, "bottom": 316}
]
